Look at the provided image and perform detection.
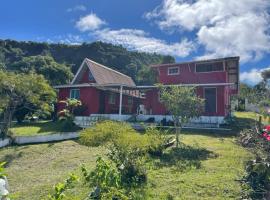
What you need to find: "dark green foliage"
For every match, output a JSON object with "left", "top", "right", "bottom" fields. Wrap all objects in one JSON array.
[
  {"left": 0, "top": 70, "right": 56, "bottom": 137},
  {"left": 0, "top": 39, "right": 175, "bottom": 85},
  {"left": 9, "top": 55, "right": 73, "bottom": 85}
]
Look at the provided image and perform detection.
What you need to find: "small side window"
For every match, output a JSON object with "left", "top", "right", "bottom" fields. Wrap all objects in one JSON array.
[
  {"left": 89, "top": 71, "right": 94, "bottom": 81},
  {"left": 70, "top": 89, "right": 80, "bottom": 99},
  {"left": 168, "top": 67, "right": 179, "bottom": 75}
]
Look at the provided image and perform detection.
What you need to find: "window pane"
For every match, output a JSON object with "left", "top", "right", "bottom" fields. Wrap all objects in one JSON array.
[
  {"left": 196, "top": 62, "right": 223, "bottom": 72},
  {"left": 168, "top": 67, "right": 179, "bottom": 75},
  {"left": 70, "top": 89, "right": 80, "bottom": 99}
]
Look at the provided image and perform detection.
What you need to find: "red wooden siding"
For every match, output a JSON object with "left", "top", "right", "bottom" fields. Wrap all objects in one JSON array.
[
  {"left": 57, "top": 87, "right": 139, "bottom": 116},
  {"left": 156, "top": 63, "right": 227, "bottom": 85},
  {"left": 79, "top": 67, "right": 96, "bottom": 84},
  {"left": 142, "top": 86, "right": 228, "bottom": 116}
]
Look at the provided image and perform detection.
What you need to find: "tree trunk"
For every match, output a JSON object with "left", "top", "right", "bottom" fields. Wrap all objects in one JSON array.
[
  {"left": 0, "top": 104, "right": 15, "bottom": 138},
  {"left": 174, "top": 118, "right": 181, "bottom": 148}
]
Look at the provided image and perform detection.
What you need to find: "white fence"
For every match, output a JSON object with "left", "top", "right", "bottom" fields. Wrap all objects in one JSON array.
[
  {"left": 13, "top": 132, "right": 79, "bottom": 145},
  {"left": 74, "top": 114, "right": 225, "bottom": 128},
  {"left": 0, "top": 138, "right": 11, "bottom": 148}
]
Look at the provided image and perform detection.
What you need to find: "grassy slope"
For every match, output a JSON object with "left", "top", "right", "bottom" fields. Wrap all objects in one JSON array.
[
  {"left": 0, "top": 133, "right": 252, "bottom": 199},
  {"left": 10, "top": 121, "right": 81, "bottom": 136},
  {"left": 146, "top": 133, "right": 252, "bottom": 200},
  {"left": 0, "top": 141, "right": 106, "bottom": 199}
]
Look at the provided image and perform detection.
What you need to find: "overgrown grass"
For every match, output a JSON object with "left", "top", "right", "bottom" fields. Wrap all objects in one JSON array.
[
  {"left": 0, "top": 141, "right": 106, "bottom": 199},
  {"left": 0, "top": 132, "right": 253, "bottom": 199},
  {"left": 10, "top": 120, "right": 81, "bottom": 136}
]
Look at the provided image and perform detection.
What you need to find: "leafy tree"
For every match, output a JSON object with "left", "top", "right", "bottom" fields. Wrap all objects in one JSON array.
[
  {"left": 159, "top": 85, "right": 204, "bottom": 147},
  {"left": 9, "top": 55, "right": 73, "bottom": 85},
  {"left": 0, "top": 70, "right": 56, "bottom": 137}
]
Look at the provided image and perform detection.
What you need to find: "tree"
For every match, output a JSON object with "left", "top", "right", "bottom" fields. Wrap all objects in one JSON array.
[
  {"left": 159, "top": 85, "right": 204, "bottom": 147},
  {"left": 0, "top": 70, "right": 56, "bottom": 137},
  {"left": 9, "top": 55, "right": 73, "bottom": 85}
]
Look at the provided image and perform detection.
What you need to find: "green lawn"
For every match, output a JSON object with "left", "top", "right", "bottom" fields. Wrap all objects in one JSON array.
[
  {"left": 10, "top": 120, "right": 81, "bottom": 136},
  {"left": 0, "top": 141, "right": 106, "bottom": 200},
  {"left": 0, "top": 133, "right": 253, "bottom": 200}
]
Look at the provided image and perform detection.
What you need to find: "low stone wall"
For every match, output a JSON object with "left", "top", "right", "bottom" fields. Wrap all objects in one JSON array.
[
  {"left": 13, "top": 132, "right": 79, "bottom": 145},
  {"left": 0, "top": 138, "right": 11, "bottom": 148}
]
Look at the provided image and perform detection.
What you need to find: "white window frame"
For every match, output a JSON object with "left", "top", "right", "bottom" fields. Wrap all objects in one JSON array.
[
  {"left": 167, "top": 67, "right": 179, "bottom": 75},
  {"left": 109, "top": 93, "right": 116, "bottom": 104},
  {"left": 70, "top": 89, "right": 80, "bottom": 99}
]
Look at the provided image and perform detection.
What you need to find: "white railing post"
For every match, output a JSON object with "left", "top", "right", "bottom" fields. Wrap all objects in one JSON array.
[{"left": 119, "top": 85, "right": 123, "bottom": 117}]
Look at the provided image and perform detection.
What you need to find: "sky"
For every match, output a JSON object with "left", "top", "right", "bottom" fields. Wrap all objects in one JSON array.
[{"left": 0, "top": 0, "right": 270, "bottom": 85}]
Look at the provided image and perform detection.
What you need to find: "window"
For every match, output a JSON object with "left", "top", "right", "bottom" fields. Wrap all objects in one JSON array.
[
  {"left": 70, "top": 89, "right": 80, "bottom": 99},
  {"left": 109, "top": 93, "right": 116, "bottom": 104},
  {"left": 128, "top": 96, "right": 133, "bottom": 105},
  {"left": 88, "top": 71, "right": 94, "bottom": 81},
  {"left": 168, "top": 67, "right": 179, "bottom": 75},
  {"left": 195, "top": 62, "right": 224, "bottom": 73}
]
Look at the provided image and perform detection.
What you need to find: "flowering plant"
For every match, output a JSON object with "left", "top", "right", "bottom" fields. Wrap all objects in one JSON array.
[{"left": 261, "top": 125, "right": 270, "bottom": 141}]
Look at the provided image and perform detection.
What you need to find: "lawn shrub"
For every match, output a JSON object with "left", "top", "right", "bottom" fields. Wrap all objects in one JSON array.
[
  {"left": 48, "top": 173, "right": 79, "bottom": 200},
  {"left": 80, "top": 121, "right": 168, "bottom": 195},
  {"left": 239, "top": 127, "right": 270, "bottom": 198},
  {"left": 145, "top": 128, "right": 167, "bottom": 156},
  {"left": 81, "top": 157, "right": 128, "bottom": 200},
  {"left": 79, "top": 121, "right": 136, "bottom": 146}
]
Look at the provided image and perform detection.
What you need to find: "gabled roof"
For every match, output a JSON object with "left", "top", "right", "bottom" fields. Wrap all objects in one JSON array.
[{"left": 71, "top": 58, "right": 136, "bottom": 86}]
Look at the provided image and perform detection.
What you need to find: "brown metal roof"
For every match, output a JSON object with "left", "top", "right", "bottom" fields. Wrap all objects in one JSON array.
[
  {"left": 85, "top": 58, "right": 136, "bottom": 86},
  {"left": 150, "top": 56, "right": 240, "bottom": 68}
]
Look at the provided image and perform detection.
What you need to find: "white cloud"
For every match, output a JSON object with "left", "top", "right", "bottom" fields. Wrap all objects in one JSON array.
[
  {"left": 67, "top": 5, "right": 87, "bottom": 12},
  {"left": 93, "top": 28, "right": 195, "bottom": 57},
  {"left": 240, "top": 67, "right": 270, "bottom": 85},
  {"left": 145, "top": 0, "right": 270, "bottom": 62},
  {"left": 76, "top": 13, "right": 106, "bottom": 32}
]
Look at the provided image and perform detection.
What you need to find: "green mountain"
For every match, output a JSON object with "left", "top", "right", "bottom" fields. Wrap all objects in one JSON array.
[{"left": 0, "top": 39, "right": 175, "bottom": 85}]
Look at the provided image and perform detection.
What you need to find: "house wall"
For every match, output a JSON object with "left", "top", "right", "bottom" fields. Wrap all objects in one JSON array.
[
  {"left": 156, "top": 63, "right": 227, "bottom": 85},
  {"left": 79, "top": 67, "right": 96, "bottom": 84},
  {"left": 57, "top": 87, "right": 139, "bottom": 116},
  {"left": 142, "top": 86, "right": 227, "bottom": 116},
  {"left": 57, "top": 87, "right": 100, "bottom": 116}
]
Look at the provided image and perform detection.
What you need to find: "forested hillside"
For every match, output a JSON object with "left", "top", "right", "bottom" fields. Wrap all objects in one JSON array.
[{"left": 0, "top": 39, "right": 175, "bottom": 85}]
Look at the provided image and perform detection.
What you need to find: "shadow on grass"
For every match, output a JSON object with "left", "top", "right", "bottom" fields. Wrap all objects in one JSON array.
[
  {"left": 151, "top": 143, "right": 217, "bottom": 171},
  {"left": 0, "top": 150, "right": 24, "bottom": 167}
]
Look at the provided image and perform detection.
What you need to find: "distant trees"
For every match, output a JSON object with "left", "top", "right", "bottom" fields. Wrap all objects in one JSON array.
[
  {"left": 159, "top": 85, "right": 204, "bottom": 147},
  {"left": 0, "top": 39, "right": 175, "bottom": 85},
  {"left": 9, "top": 55, "right": 73, "bottom": 85},
  {"left": 0, "top": 70, "right": 56, "bottom": 137}
]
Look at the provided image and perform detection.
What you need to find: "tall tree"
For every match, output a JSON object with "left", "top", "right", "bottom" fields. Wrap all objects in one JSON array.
[
  {"left": 0, "top": 70, "right": 56, "bottom": 137},
  {"left": 159, "top": 85, "right": 204, "bottom": 147}
]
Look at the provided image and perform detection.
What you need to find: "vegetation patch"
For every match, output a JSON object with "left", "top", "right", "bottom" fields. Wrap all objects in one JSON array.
[{"left": 10, "top": 120, "right": 81, "bottom": 136}]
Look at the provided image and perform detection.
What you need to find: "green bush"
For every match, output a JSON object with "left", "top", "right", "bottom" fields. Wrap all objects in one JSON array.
[
  {"left": 79, "top": 121, "right": 136, "bottom": 147},
  {"left": 81, "top": 157, "right": 128, "bottom": 200},
  {"left": 80, "top": 121, "right": 168, "bottom": 188}
]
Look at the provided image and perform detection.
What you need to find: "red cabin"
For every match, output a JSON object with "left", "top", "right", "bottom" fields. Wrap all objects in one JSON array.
[{"left": 55, "top": 57, "right": 239, "bottom": 124}]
